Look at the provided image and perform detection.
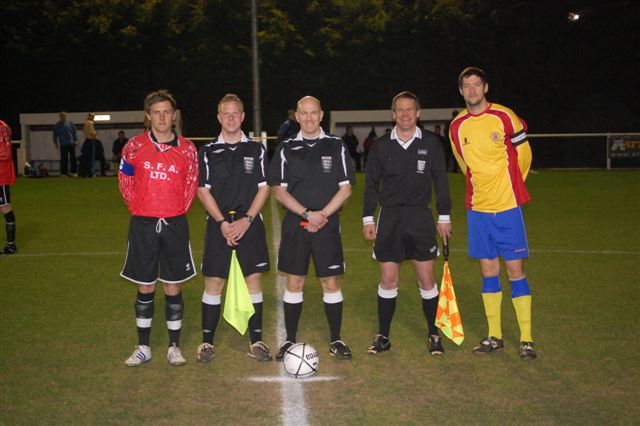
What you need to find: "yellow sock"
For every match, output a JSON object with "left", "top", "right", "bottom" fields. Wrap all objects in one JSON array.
[
  {"left": 512, "top": 295, "right": 532, "bottom": 342},
  {"left": 481, "top": 292, "right": 502, "bottom": 339}
]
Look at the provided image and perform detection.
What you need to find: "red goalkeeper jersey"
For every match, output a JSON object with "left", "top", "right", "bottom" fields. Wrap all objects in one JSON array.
[
  {"left": 0, "top": 120, "right": 15, "bottom": 186},
  {"left": 118, "top": 131, "right": 198, "bottom": 217}
]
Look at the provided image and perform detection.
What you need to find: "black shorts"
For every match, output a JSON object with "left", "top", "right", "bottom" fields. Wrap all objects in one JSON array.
[
  {"left": 277, "top": 212, "right": 345, "bottom": 278},
  {"left": 201, "top": 215, "right": 270, "bottom": 278},
  {"left": 373, "top": 206, "right": 438, "bottom": 263},
  {"left": 0, "top": 185, "right": 10, "bottom": 206},
  {"left": 121, "top": 215, "right": 196, "bottom": 285}
]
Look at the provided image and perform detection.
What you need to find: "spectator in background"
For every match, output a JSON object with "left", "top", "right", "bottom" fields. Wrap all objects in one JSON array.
[
  {"left": 274, "top": 109, "right": 300, "bottom": 160},
  {"left": 38, "top": 162, "right": 49, "bottom": 177},
  {"left": 80, "top": 113, "right": 106, "bottom": 176},
  {"left": 444, "top": 110, "right": 459, "bottom": 172},
  {"left": 343, "top": 126, "right": 361, "bottom": 172},
  {"left": 53, "top": 111, "right": 78, "bottom": 177},
  {"left": 112, "top": 130, "right": 128, "bottom": 167},
  {"left": 362, "top": 127, "right": 377, "bottom": 170},
  {"left": 434, "top": 124, "right": 452, "bottom": 172},
  {"left": 0, "top": 119, "right": 17, "bottom": 255},
  {"left": 84, "top": 113, "right": 97, "bottom": 141},
  {"left": 276, "top": 109, "right": 300, "bottom": 145},
  {"left": 80, "top": 137, "right": 107, "bottom": 177}
]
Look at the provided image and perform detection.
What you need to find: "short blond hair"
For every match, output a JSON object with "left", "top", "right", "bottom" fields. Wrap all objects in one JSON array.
[{"left": 218, "top": 93, "right": 244, "bottom": 113}]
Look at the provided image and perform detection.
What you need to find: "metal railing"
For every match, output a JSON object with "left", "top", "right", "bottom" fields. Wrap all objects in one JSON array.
[{"left": 524, "top": 133, "right": 639, "bottom": 170}]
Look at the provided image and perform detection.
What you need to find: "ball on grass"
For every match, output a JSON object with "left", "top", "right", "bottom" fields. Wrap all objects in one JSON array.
[{"left": 283, "top": 343, "right": 319, "bottom": 378}]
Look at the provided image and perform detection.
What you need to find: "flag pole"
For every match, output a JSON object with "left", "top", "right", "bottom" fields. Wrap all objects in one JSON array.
[{"left": 435, "top": 238, "right": 465, "bottom": 345}]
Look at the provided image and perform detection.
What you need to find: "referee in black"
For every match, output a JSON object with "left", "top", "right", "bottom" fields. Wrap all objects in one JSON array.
[
  {"left": 196, "top": 94, "right": 272, "bottom": 363},
  {"left": 363, "top": 91, "right": 453, "bottom": 356},
  {"left": 268, "top": 95, "right": 355, "bottom": 361}
]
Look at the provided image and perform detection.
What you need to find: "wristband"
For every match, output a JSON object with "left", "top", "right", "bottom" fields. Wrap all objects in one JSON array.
[
  {"left": 216, "top": 219, "right": 226, "bottom": 226},
  {"left": 301, "top": 209, "right": 310, "bottom": 220}
]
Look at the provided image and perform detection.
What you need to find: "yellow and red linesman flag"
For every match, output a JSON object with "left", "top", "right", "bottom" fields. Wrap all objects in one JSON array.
[
  {"left": 223, "top": 249, "right": 255, "bottom": 335},
  {"left": 435, "top": 243, "right": 464, "bottom": 345}
]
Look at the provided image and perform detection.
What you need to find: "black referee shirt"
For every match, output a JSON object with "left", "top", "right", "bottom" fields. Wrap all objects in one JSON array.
[
  {"left": 268, "top": 129, "right": 356, "bottom": 211},
  {"left": 198, "top": 134, "right": 267, "bottom": 214},
  {"left": 363, "top": 128, "right": 451, "bottom": 218}
]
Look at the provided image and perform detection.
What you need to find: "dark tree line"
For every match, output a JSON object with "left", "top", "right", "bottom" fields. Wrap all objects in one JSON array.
[{"left": 1, "top": 0, "right": 638, "bottom": 138}]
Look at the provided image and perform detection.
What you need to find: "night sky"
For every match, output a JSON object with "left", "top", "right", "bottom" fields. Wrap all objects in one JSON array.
[{"left": 1, "top": 0, "right": 638, "bottom": 139}]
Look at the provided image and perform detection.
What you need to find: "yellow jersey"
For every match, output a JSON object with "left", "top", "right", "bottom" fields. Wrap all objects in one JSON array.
[{"left": 449, "top": 103, "right": 532, "bottom": 212}]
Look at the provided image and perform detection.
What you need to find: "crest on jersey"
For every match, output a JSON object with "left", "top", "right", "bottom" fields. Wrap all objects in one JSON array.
[
  {"left": 321, "top": 156, "right": 332, "bottom": 173},
  {"left": 417, "top": 160, "right": 426, "bottom": 174},
  {"left": 418, "top": 149, "right": 428, "bottom": 156},
  {"left": 490, "top": 131, "right": 503, "bottom": 143},
  {"left": 244, "top": 157, "right": 254, "bottom": 173}
]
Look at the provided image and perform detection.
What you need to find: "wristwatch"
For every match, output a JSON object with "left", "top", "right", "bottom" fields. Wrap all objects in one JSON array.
[
  {"left": 245, "top": 214, "right": 255, "bottom": 224},
  {"left": 215, "top": 218, "right": 226, "bottom": 226},
  {"left": 301, "top": 209, "right": 310, "bottom": 220}
]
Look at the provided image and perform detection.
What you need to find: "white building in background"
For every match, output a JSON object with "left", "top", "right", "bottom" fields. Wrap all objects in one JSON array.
[
  {"left": 18, "top": 110, "right": 183, "bottom": 175},
  {"left": 329, "top": 107, "right": 459, "bottom": 141}
]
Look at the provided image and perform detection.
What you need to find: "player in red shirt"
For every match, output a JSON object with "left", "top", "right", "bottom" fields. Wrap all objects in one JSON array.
[
  {"left": 0, "top": 119, "right": 17, "bottom": 255},
  {"left": 118, "top": 90, "right": 198, "bottom": 367}
]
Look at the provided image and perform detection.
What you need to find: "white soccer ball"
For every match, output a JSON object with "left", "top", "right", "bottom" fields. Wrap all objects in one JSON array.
[{"left": 283, "top": 343, "right": 319, "bottom": 378}]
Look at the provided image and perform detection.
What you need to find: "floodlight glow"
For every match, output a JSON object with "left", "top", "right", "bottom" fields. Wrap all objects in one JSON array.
[
  {"left": 94, "top": 114, "right": 111, "bottom": 121},
  {"left": 568, "top": 12, "right": 580, "bottom": 22}
]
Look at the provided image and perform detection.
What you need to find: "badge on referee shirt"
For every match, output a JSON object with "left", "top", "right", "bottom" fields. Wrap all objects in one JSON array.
[
  {"left": 417, "top": 149, "right": 427, "bottom": 174},
  {"left": 321, "top": 156, "right": 332, "bottom": 173},
  {"left": 243, "top": 157, "right": 254, "bottom": 173}
]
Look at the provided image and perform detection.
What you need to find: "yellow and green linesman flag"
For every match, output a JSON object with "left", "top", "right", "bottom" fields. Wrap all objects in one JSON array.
[
  {"left": 223, "top": 250, "right": 255, "bottom": 335},
  {"left": 435, "top": 252, "right": 464, "bottom": 345}
]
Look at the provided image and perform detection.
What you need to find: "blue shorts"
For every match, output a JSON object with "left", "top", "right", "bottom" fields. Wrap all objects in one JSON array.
[{"left": 467, "top": 207, "right": 529, "bottom": 260}]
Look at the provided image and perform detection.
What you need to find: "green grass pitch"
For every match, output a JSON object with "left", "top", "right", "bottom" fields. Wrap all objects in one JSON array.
[{"left": 0, "top": 170, "right": 638, "bottom": 424}]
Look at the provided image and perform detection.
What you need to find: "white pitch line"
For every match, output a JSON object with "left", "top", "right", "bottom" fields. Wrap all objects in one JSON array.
[
  {"left": 2, "top": 248, "right": 638, "bottom": 258},
  {"left": 4, "top": 251, "right": 125, "bottom": 257},
  {"left": 343, "top": 247, "right": 640, "bottom": 255},
  {"left": 246, "top": 376, "right": 340, "bottom": 383},
  {"left": 269, "top": 197, "right": 310, "bottom": 426},
  {"left": 530, "top": 248, "right": 640, "bottom": 255}
]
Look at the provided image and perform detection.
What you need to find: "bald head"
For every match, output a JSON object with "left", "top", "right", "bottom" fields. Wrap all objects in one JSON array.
[
  {"left": 297, "top": 96, "right": 322, "bottom": 112},
  {"left": 295, "top": 96, "right": 324, "bottom": 138}
]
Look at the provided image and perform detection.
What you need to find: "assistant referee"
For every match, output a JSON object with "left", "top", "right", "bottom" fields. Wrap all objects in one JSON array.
[
  {"left": 196, "top": 94, "right": 272, "bottom": 363},
  {"left": 363, "top": 91, "right": 452, "bottom": 356}
]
